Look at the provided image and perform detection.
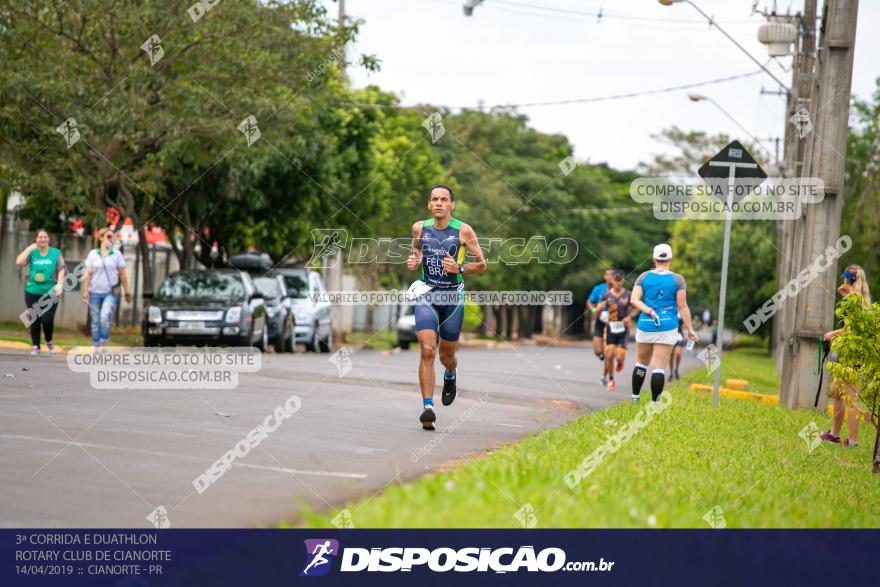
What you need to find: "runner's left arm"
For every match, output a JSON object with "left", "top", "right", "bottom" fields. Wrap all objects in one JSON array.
[
  {"left": 676, "top": 285, "right": 699, "bottom": 341},
  {"left": 445, "top": 223, "right": 486, "bottom": 276}
]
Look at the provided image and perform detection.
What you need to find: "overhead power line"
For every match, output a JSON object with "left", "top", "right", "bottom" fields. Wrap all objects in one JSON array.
[
  {"left": 486, "top": 0, "right": 758, "bottom": 25},
  {"left": 342, "top": 70, "right": 762, "bottom": 112}
]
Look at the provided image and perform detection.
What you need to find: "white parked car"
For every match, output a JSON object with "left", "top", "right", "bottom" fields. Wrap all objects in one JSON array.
[{"left": 278, "top": 267, "right": 333, "bottom": 352}]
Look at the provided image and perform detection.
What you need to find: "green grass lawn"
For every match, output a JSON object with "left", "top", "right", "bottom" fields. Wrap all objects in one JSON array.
[
  {"left": 0, "top": 321, "right": 143, "bottom": 348},
  {"left": 295, "top": 347, "right": 879, "bottom": 528}
]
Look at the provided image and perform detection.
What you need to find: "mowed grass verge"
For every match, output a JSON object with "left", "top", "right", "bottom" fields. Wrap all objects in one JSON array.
[{"left": 296, "top": 348, "right": 879, "bottom": 528}]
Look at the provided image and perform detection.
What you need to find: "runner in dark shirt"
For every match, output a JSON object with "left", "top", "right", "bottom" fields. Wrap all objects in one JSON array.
[{"left": 595, "top": 270, "right": 633, "bottom": 392}]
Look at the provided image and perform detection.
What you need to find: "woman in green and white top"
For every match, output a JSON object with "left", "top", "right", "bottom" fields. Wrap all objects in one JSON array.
[{"left": 16, "top": 229, "right": 66, "bottom": 355}]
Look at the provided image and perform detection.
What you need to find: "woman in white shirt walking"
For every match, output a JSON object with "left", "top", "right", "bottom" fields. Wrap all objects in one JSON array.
[{"left": 81, "top": 228, "right": 132, "bottom": 349}]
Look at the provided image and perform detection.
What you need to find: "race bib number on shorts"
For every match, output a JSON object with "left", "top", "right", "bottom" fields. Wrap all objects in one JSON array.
[{"left": 609, "top": 320, "right": 625, "bottom": 334}]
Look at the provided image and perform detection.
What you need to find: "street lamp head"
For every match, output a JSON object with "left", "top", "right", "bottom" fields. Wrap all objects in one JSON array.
[{"left": 687, "top": 93, "right": 707, "bottom": 102}]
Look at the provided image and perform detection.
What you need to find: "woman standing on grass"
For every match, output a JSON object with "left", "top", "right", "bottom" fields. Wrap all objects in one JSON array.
[
  {"left": 16, "top": 230, "right": 66, "bottom": 355},
  {"left": 81, "top": 228, "right": 132, "bottom": 350},
  {"left": 629, "top": 244, "right": 699, "bottom": 404},
  {"left": 820, "top": 265, "right": 872, "bottom": 447}
]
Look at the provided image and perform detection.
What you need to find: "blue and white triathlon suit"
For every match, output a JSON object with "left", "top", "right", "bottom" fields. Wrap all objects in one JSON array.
[
  {"left": 414, "top": 217, "right": 466, "bottom": 341},
  {"left": 634, "top": 268, "right": 685, "bottom": 346}
]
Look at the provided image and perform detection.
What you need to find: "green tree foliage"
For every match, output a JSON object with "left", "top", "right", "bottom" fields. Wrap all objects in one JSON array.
[
  {"left": 841, "top": 78, "right": 880, "bottom": 296},
  {"left": 0, "top": 0, "right": 379, "bottom": 286},
  {"left": 643, "top": 127, "right": 778, "bottom": 334},
  {"left": 826, "top": 294, "right": 880, "bottom": 472}
]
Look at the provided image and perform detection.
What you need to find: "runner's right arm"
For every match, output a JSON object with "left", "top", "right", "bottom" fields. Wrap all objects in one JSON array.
[
  {"left": 15, "top": 243, "right": 37, "bottom": 266},
  {"left": 406, "top": 221, "right": 423, "bottom": 271}
]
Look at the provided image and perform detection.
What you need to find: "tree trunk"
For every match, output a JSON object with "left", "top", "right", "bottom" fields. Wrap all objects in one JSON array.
[
  {"left": 137, "top": 226, "right": 154, "bottom": 296},
  {"left": 517, "top": 306, "right": 530, "bottom": 339},
  {"left": 479, "top": 305, "right": 490, "bottom": 336}
]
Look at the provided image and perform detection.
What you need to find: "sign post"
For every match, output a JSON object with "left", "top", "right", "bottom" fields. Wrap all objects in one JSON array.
[{"left": 697, "top": 141, "right": 766, "bottom": 407}]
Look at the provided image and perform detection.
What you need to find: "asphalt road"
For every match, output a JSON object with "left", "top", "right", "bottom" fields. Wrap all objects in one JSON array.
[{"left": 0, "top": 340, "right": 704, "bottom": 528}]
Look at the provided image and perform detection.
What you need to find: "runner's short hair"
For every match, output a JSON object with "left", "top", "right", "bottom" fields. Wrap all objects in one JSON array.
[
  {"left": 429, "top": 184, "right": 455, "bottom": 201},
  {"left": 612, "top": 270, "right": 625, "bottom": 281}
]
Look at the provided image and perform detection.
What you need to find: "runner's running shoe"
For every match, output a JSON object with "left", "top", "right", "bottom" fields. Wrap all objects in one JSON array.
[
  {"left": 607, "top": 379, "right": 617, "bottom": 392},
  {"left": 819, "top": 430, "right": 840, "bottom": 443},
  {"left": 420, "top": 407, "right": 436, "bottom": 431},
  {"left": 442, "top": 369, "right": 457, "bottom": 406}
]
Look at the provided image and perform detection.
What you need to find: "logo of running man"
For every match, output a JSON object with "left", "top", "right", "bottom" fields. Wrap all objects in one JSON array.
[
  {"left": 307, "top": 228, "right": 348, "bottom": 268},
  {"left": 790, "top": 107, "right": 813, "bottom": 139},
  {"left": 329, "top": 347, "right": 353, "bottom": 378},
  {"left": 513, "top": 503, "right": 539, "bottom": 528},
  {"left": 559, "top": 156, "right": 576, "bottom": 176},
  {"left": 422, "top": 112, "right": 445, "bottom": 143},
  {"left": 56, "top": 118, "right": 80, "bottom": 149},
  {"left": 140, "top": 34, "right": 165, "bottom": 66},
  {"left": 702, "top": 505, "right": 726, "bottom": 529},
  {"left": 697, "top": 344, "right": 721, "bottom": 375},
  {"left": 300, "top": 539, "right": 339, "bottom": 577},
  {"left": 331, "top": 508, "right": 355, "bottom": 529},
  {"left": 798, "top": 421, "right": 821, "bottom": 453},
  {"left": 146, "top": 505, "right": 172, "bottom": 529},
  {"left": 237, "top": 115, "right": 261, "bottom": 146}
]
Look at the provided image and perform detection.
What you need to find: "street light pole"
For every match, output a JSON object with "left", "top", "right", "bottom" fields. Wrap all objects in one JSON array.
[{"left": 659, "top": 0, "right": 790, "bottom": 94}]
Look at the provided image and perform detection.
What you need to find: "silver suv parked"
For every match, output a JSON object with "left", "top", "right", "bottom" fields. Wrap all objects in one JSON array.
[{"left": 277, "top": 267, "right": 333, "bottom": 352}]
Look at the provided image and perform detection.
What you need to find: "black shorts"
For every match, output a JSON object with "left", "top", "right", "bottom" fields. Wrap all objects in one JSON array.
[
  {"left": 593, "top": 317, "right": 606, "bottom": 338},
  {"left": 604, "top": 326, "right": 627, "bottom": 347}
]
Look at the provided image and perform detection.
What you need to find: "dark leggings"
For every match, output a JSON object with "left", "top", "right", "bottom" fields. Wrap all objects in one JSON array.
[{"left": 24, "top": 291, "right": 57, "bottom": 347}]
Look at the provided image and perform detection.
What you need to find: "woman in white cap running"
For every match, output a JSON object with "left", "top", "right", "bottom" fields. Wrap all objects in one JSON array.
[{"left": 629, "top": 244, "right": 699, "bottom": 403}]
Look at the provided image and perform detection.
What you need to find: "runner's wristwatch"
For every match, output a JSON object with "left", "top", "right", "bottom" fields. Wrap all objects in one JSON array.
[{"left": 458, "top": 264, "right": 465, "bottom": 275}]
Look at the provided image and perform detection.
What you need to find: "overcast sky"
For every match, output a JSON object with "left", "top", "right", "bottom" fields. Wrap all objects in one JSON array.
[{"left": 325, "top": 0, "right": 880, "bottom": 171}]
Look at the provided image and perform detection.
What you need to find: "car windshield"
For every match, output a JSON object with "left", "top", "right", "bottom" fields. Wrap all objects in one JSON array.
[
  {"left": 283, "top": 273, "right": 308, "bottom": 298},
  {"left": 158, "top": 272, "right": 245, "bottom": 301},
  {"left": 253, "top": 276, "right": 279, "bottom": 298}
]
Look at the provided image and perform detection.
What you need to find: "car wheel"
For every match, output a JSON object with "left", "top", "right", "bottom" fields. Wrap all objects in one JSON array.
[
  {"left": 144, "top": 335, "right": 158, "bottom": 347},
  {"left": 305, "top": 324, "right": 318, "bottom": 353},
  {"left": 284, "top": 321, "right": 295, "bottom": 353},
  {"left": 255, "top": 325, "right": 268, "bottom": 352},
  {"left": 397, "top": 340, "right": 411, "bottom": 350},
  {"left": 273, "top": 320, "right": 286, "bottom": 354},
  {"left": 319, "top": 329, "right": 333, "bottom": 353}
]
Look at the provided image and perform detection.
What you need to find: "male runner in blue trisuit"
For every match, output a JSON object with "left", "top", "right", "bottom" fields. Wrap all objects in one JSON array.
[{"left": 406, "top": 185, "right": 487, "bottom": 430}]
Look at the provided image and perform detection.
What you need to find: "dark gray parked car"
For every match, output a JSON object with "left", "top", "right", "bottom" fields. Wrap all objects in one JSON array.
[{"left": 143, "top": 270, "right": 269, "bottom": 349}]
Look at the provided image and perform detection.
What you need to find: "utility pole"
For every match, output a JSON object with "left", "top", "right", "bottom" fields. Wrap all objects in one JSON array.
[
  {"left": 779, "top": 0, "right": 859, "bottom": 409},
  {"left": 773, "top": 0, "right": 818, "bottom": 368}
]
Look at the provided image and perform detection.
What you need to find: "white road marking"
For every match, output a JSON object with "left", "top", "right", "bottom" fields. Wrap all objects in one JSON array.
[
  {"left": 234, "top": 462, "right": 367, "bottom": 479},
  {"left": 496, "top": 423, "right": 524, "bottom": 428},
  {"left": 0, "top": 434, "right": 367, "bottom": 479}
]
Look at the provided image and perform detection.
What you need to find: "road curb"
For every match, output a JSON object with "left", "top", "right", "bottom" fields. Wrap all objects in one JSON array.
[{"left": 687, "top": 383, "right": 870, "bottom": 421}]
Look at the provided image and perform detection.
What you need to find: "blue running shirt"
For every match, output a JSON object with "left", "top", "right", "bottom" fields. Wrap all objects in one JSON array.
[
  {"left": 419, "top": 218, "right": 465, "bottom": 290},
  {"left": 634, "top": 269, "right": 686, "bottom": 332}
]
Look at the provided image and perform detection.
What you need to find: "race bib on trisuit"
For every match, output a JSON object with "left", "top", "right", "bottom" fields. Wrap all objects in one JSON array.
[
  {"left": 599, "top": 310, "right": 609, "bottom": 324},
  {"left": 405, "top": 280, "right": 434, "bottom": 301},
  {"left": 609, "top": 320, "right": 625, "bottom": 334}
]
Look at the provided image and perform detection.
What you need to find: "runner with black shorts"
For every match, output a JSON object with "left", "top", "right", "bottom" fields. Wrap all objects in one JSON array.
[
  {"left": 406, "top": 185, "right": 487, "bottom": 430},
  {"left": 586, "top": 268, "right": 613, "bottom": 383},
  {"left": 595, "top": 270, "right": 632, "bottom": 392}
]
